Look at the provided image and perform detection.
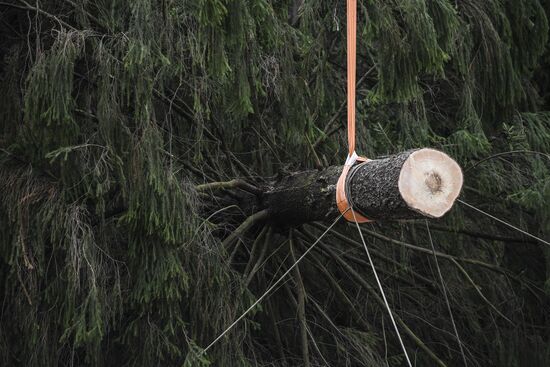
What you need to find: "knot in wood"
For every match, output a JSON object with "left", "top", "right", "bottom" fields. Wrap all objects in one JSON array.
[{"left": 424, "top": 171, "right": 443, "bottom": 194}]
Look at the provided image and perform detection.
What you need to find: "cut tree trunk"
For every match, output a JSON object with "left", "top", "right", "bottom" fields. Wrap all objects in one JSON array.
[{"left": 263, "top": 148, "right": 463, "bottom": 225}]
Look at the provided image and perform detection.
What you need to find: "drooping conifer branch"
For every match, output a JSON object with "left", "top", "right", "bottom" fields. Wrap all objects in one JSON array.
[{"left": 2, "top": 1, "right": 550, "bottom": 366}]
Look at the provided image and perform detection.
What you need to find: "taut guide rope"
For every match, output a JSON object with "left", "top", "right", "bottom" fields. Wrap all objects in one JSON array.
[
  {"left": 458, "top": 199, "right": 550, "bottom": 247},
  {"left": 200, "top": 209, "right": 349, "bottom": 355},
  {"left": 426, "top": 220, "right": 468, "bottom": 366},
  {"left": 350, "top": 209, "right": 413, "bottom": 367}
]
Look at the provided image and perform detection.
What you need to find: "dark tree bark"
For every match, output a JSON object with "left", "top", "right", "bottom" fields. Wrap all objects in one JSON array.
[{"left": 263, "top": 148, "right": 463, "bottom": 225}]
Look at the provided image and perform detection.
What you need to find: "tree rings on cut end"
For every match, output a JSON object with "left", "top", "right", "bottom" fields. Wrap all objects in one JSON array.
[{"left": 398, "top": 148, "right": 463, "bottom": 218}]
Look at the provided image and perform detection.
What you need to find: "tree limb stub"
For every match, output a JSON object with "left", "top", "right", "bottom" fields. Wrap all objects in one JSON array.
[{"left": 264, "top": 148, "right": 463, "bottom": 225}]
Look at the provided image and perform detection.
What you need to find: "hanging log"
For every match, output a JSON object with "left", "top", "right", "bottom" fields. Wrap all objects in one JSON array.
[{"left": 263, "top": 148, "right": 463, "bottom": 224}]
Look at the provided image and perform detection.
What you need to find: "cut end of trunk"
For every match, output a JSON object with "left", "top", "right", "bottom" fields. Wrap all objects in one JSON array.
[{"left": 398, "top": 148, "right": 463, "bottom": 218}]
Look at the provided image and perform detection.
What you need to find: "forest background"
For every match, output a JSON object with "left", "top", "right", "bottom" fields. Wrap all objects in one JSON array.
[{"left": 0, "top": 0, "right": 549, "bottom": 366}]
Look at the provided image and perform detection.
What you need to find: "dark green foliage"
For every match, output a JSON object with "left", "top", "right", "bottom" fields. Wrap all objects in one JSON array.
[{"left": 0, "top": 0, "right": 549, "bottom": 366}]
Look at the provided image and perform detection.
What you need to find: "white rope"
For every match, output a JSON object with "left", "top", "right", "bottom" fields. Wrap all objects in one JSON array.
[
  {"left": 350, "top": 210, "right": 412, "bottom": 367},
  {"left": 426, "top": 220, "right": 468, "bottom": 366},
  {"left": 457, "top": 199, "right": 550, "bottom": 247},
  {"left": 200, "top": 210, "right": 347, "bottom": 355}
]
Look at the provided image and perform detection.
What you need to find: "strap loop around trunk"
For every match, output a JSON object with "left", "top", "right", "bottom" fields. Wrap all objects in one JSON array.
[{"left": 336, "top": 0, "right": 372, "bottom": 223}]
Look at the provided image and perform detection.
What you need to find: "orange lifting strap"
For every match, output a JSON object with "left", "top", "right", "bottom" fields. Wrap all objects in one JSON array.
[{"left": 335, "top": 0, "right": 372, "bottom": 223}]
